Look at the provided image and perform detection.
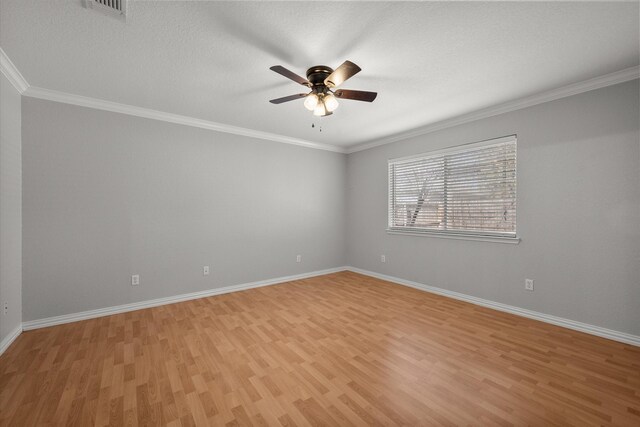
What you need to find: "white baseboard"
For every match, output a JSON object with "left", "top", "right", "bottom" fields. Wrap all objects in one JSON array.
[
  {"left": 346, "top": 266, "right": 640, "bottom": 347},
  {"left": 0, "top": 324, "right": 23, "bottom": 356},
  {"left": 18, "top": 266, "right": 640, "bottom": 348},
  {"left": 22, "top": 267, "right": 348, "bottom": 331}
]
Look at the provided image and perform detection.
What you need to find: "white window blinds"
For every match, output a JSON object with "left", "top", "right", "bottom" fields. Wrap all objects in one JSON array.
[{"left": 388, "top": 136, "right": 517, "bottom": 238}]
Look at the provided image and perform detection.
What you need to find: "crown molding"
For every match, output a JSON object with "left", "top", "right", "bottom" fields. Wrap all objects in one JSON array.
[
  {"left": 3, "top": 46, "right": 637, "bottom": 155},
  {"left": 346, "top": 65, "right": 640, "bottom": 154},
  {"left": 0, "top": 47, "right": 29, "bottom": 93},
  {"left": 1, "top": 46, "right": 344, "bottom": 153},
  {"left": 22, "top": 86, "right": 346, "bottom": 153}
]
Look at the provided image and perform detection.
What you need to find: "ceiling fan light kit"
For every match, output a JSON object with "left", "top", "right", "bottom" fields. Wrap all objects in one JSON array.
[{"left": 269, "top": 60, "right": 378, "bottom": 117}]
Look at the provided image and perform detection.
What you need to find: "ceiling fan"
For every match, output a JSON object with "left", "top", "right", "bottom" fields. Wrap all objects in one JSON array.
[{"left": 269, "top": 60, "right": 377, "bottom": 117}]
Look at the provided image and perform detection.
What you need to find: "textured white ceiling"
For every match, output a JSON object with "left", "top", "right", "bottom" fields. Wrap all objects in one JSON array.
[{"left": 1, "top": 1, "right": 638, "bottom": 148}]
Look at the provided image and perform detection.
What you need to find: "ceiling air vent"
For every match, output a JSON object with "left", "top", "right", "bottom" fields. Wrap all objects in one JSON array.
[{"left": 83, "top": 0, "right": 127, "bottom": 21}]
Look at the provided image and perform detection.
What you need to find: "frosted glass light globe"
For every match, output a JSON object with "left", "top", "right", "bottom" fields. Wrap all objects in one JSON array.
[
  {"left": 313, "top": 101, "right": 327, "bottom": 116},
  {"left": 324, "top": 94, "right": 339, "bottom": 112},
  {"left": 304, "top": 93, "right": 319, "bottom": 111}
]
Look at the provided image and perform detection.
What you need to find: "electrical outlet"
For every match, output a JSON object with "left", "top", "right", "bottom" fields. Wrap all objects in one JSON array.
[
  {"left": 203, "top": 266, "right": 210, "bottom": 276},
  {"left": 3, "top": 302, "right": 7, "bottom": 316},
  {"left": 525, "top": 279, "right": 534, "bottom": 291},
  {"left": 296, "top": 254, "right": 302, "bottom": 263},
  {"left": 381, "top": 255, "right": 386, "bottom": 263},
  {"left": 131, "top": 274, "right": 140, "bottom": 286}
]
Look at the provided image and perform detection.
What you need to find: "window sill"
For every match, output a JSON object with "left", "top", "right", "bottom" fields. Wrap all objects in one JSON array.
[{"left": 386, "top": 229, "right": 521, "bottom": 244}]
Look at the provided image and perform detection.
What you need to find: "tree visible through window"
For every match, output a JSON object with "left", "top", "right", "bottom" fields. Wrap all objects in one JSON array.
[{"left": 388, "top": 136, "right": 516, "bottom": 237}]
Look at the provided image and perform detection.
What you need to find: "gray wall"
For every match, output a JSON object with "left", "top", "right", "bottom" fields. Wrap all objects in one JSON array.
[
  {"left": 18, "top": 80, "right": 640, "bottom": 338},
  {"left": 347, "top": 80, "right": 640, "bottom": 335},
  {"left": 0, "top": 73, "right": 22, "bottom": 342},
  {"left": 22, "top": 98, "right": 346, "bottom": 321}
]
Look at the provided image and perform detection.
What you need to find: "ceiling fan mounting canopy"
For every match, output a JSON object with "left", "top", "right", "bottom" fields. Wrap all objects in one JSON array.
[
  {"left": 306, "top": 65, "right": 334, "bottom": 90},
  {"left": 269, "top": 60, "right": 377, "bottom": 117}
]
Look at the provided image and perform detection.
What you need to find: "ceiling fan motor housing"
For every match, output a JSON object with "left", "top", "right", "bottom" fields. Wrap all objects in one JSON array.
[
  {"left": 306, "top": 66, "right": 333, "bottom": 93},
  {"left": 268, "top": 60, "right": 377, "bottom": 107}
]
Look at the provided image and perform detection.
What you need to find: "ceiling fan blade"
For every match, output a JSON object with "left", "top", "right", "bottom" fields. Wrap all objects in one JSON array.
[
  {"left": 270, "top": 66, "right": 310, "bottom": 86},
  {"left": 324, "top": 60, "right": 361, "bottom": 88},
  {"left": 334, "top": 89, "right": 377, "bottom": 102},
  {"left": 269, "top": 93, "right": 308, "bottom": 104}
]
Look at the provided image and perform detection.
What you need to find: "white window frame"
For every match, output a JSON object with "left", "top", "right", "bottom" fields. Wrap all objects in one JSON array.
[{"left": 387, "top": 135, "right": 519, "bottom": 244}]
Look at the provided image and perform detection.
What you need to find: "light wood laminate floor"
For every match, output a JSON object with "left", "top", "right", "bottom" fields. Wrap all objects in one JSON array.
[{"left": 1, "top": 271, "right": 639, "bottom": 426}]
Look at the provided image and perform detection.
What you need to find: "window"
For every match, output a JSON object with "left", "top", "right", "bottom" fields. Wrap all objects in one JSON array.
[{"left": 388, "top": 135, "right": 517, "bottom": 239}]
